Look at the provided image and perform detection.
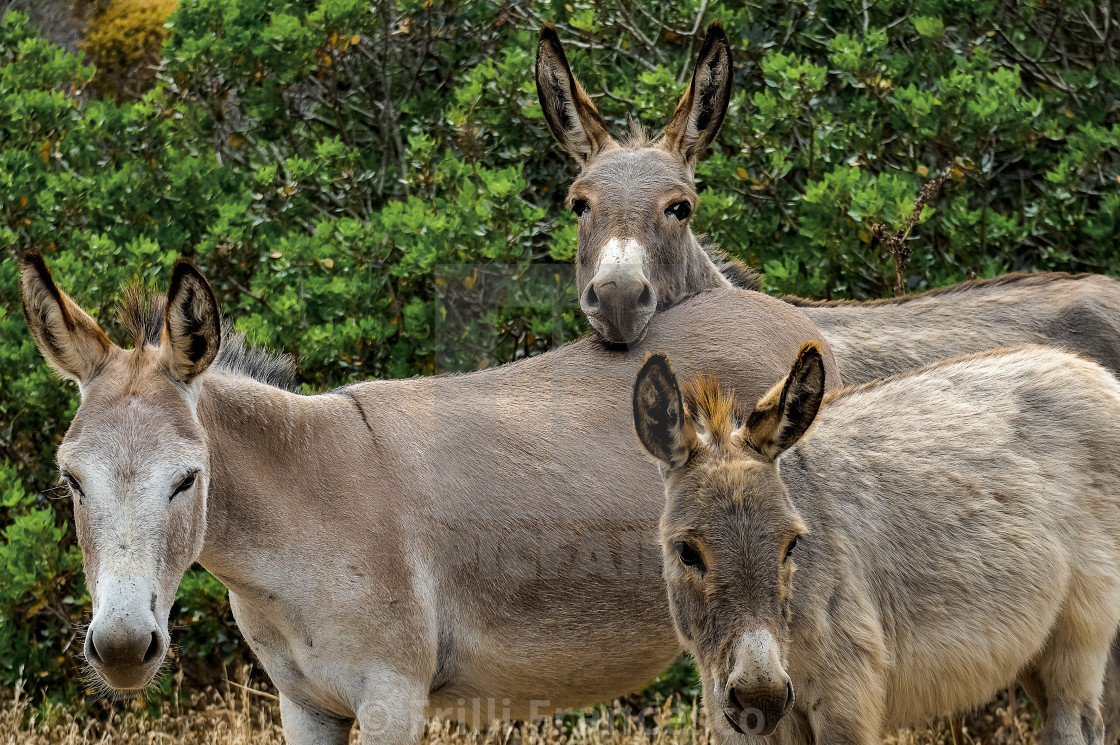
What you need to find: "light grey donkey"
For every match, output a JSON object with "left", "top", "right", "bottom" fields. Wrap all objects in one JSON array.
[
  {"left": 634, "top": 342, "right": 1120, "bottom": 745},
  {"left": 19, "top": 252, "right": 839, "bottom": 745}
]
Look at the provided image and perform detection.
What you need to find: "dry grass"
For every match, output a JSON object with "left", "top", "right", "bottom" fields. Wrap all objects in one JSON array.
[{"left": 0, "top": 672, "right": 1040, "bottom": 745}]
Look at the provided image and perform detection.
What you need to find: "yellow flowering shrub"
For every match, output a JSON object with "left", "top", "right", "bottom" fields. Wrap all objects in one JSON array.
[{"left": 80, "top": 0, "right": 177, "bottom": 99}]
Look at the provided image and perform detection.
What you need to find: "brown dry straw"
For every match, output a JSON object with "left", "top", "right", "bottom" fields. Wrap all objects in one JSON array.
[{"left": 0, "top": 677, "right": 1038, "bottom": 745}]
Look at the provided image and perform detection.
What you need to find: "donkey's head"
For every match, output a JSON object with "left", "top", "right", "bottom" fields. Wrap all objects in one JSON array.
[
  {"left": 537, "top": 23, "right": 744, "bottom": 345},
  {"left": 632, "top": 344, "right": 825, "bottom": 737},
  {"left": 20, "top": 254, "right": 221, "bottom": 692}
]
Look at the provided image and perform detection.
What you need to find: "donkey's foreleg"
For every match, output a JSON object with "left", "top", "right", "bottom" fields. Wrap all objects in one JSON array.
[
  {"left": 356, "top": 672, "right": 430, "bottom": 745},
  {"left": 280, "top": 692, "right": 355, "bottom": 745},
  {"left": 1020, "top": 667, "right": 1049, "bottom": 721},
  {"left": 802, "top": 673, "right": 883, "bottom": 745},
  {"left": 1098, "top": 635, "right": 1120, "bottom": 745},
  {"left": 1034, "top": 624, "right": 1111, "bottom": 745}
]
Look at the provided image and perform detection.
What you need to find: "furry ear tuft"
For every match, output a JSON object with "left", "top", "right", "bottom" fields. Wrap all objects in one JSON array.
[
  {"left": 662, "top": 21, "right": 733, "bottom": 167},
  {"left": 745, "top": 341, "right": 825, "bottom": 459},
  {"left": 536, "top": 24, "right": 616, "bottom": 164},
  {"left": 19, "top": 252, "right": 113, "bottom": 383},
  {"left": 160, "top": 260, "right": 221, "bottom": 383}
]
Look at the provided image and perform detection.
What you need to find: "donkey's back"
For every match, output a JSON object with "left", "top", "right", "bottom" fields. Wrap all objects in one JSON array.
[
  {"left": 788, "top": 346, "right": 1120, "bottom": 735},
  {"left": 795, "top": 273, "right": 1120, "bottom": 383}
]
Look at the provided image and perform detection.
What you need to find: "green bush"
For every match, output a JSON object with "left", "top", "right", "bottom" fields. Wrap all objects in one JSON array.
[
  {"left": 1, "top": 0, "right": 1119, "bottom": 709},
  {"left": 0, "top": 461, "right": 84, "bottom": 698}
]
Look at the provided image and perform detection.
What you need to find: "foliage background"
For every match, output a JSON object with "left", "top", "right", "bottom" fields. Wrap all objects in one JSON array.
[{"left": 1, "top": 0, "right": 1118, "bottom": 714}]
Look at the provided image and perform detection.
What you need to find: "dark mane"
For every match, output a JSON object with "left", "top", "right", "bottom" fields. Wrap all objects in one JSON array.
[
  {"left": 783, "top": 271, "right": 1109, "bottom": 307},
  {"left": 117, "top": 286, "right": 298, "bottom": 391},
  {"left": 212, "top": 330, "right": 299, "bottom": 391},
  {"left": 703, "top": 244, "right": 761, "bottom": 292}
]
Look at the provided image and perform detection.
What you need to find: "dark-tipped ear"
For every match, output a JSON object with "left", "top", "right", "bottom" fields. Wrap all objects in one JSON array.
[
  {"left": 633, "top": 354, "right": 694, "bottom": 470},
  {"left": 160, "top": 260, "right": 220, "bottom": 383},
  {"left": 745, "top": 341, "right": 825, "bottom": 459},
  {"left": 536, "top": 24, "right": 616, "bottom": 165},
  {"left": 661, "top": 21, "right": 732, "bottom": 168},
  {"left": 20, "top": 252, "right": 114, "bottom": 383}
]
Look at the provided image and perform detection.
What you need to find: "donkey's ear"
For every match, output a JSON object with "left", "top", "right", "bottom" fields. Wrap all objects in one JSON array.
[
  {"left": 745, "top": 342, "right": 825, "bottom": 459},
  {"left": 160, "top": 260, "right": 221, "bottom": 383},
  {"left": 536, "top": 24, "right": 616, "bottom": 165},
  {"left": 662, "top": 21, "right": 733, "bottom": 168},
  {"left": 20, "top": 252, "right": 114, "bottom": 384},
  {"left": 634, "top": 354, "right": 694, "bottom": 470}
]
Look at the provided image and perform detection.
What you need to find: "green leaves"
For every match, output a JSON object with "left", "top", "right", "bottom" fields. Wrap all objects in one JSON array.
[
  {"left": 0, "top": 461, "right": 85, "bottom": 697},
  {"left": 911, "top": 15, "right": 946, "bottom": 40}
]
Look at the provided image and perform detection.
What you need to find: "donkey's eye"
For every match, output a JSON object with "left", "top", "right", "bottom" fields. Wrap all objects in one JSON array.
[
  {"left": 170, "top": 472, "right": 198, "bottom": 501},
  {"left": 665, "top": 201, "right": 692, "bottom": 221},
  {"left": 784, "top": 536, "right": 799, "bottom": 562},
  {"left": 570, "top": 199, "right": 590, "bottom": 217},
  {"left": 674, "top": 541, "right": 706, "bottom": 573},
  {"left": 63, "top": 472, "right": 85, "bottom": 501}
]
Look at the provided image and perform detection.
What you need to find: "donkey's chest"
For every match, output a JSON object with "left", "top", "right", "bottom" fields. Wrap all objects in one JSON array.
[{"left": 228, "top": 591, "right": 370, "bottom": 718}]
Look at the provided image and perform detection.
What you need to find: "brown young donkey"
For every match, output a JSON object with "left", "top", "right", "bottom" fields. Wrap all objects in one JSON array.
[
  {"left": 536, "top": 24, "right": 1120, "bottom": 394},
  {"left": 537, "top": 22, "right": 755, "bottom": 345},
  {"left": 20, "top": 254, "right": 839, "bottom": 745},
  {"left": 634, "top": 344, "right": 1120, "bottom": 745}
]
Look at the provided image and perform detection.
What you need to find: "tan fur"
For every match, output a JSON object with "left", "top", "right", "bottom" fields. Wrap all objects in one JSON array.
[
  {"left": 793, "top": 272, "right": 1120, "bottom": 741},
  {"left": 21, "top": 254, "right": 841, "bottom": 745},
  {"left": 680, "top": 375, "right": 742, "bottom": 454},
  {"left": 795, "top": 273, "right": 1120, "bottom": 384},
  {"left": 638, "top": 346, "right": 1120, "bottom": 745}
]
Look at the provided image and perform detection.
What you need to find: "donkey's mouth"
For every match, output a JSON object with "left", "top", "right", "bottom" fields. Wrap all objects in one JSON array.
[
  {"left": 590, "top": 318, "right": 653, "bottom": 349},
  {"left": 84, "top": 659, "right": 167, "bottom": 698}
]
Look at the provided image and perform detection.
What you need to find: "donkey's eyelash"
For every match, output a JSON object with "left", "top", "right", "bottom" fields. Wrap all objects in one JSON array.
[
  {"left": 170, "top": 471, "right": 199, "bottom": 501},
  {"left": 61, "top": 472, "right": 86, "bottom": 501}
]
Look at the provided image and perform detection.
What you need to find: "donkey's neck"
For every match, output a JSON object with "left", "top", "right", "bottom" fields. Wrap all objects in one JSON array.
[
  {"left": 193, "top": 372, "right": 373, "bottom": 591},
  {"left": 665, "top": 236, "right": 734, "bottom": 304},
  {"left": 692, "top": 239, "right": 735, "bottom": 289}
]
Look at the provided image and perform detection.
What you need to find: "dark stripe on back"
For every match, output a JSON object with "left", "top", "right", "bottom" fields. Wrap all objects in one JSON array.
[{"left": 337, "top": 387, "right": 374, "bottom": 433}]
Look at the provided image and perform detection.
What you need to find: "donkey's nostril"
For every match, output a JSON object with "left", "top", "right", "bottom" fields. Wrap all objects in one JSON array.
[
  {"left": 782, "top": 680, "right": 795, "bottom": 715},
  {"left": 143, "top": 631, "right": 161, "bottom": 664},
  {"left": 729, "top": 686, "right": 746, "bottom": 714},
  {"left": 86, "top": 635, "right": 104, "bottom": 665},
  {"left": 583, "top": 284, "right": 599, "bottom": 309},
  {"left": 638, "top": 284, "right": 653, "bottom": 308}
]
